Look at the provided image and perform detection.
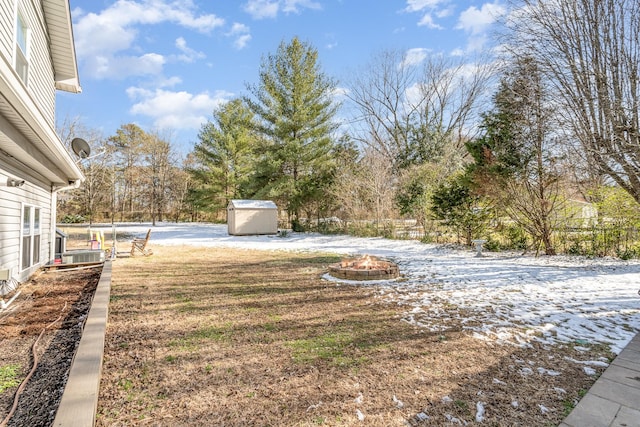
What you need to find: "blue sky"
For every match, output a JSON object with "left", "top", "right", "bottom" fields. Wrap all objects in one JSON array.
[{"left": 57, "top": 0, "right": 506, "bottom": 154}]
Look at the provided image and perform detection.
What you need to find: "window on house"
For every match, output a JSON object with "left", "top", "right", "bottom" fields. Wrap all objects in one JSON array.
[
  {"left": 15, "top": 12, "right": 29, "bottom": 84},
  {"left": 21, "top": 205, "right": 41, "bottom": 270}
]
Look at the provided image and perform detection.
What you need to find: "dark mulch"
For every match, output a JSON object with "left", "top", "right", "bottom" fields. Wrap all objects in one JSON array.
[{"left": 0, "top": 267, "right": 101, "bottom": 427}]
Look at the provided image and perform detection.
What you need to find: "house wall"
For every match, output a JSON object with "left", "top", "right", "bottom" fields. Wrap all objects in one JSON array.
[
  {"left": 0, "top": 0, "right": 72, "bottom": 283},
  {"left": 0, "top": 0, "right": 56, "bottom": 126},
  {"left": 0, "top": 160, "right": 53, "bottom": 282},
  {"left": 0, "top": 2, "right": 12, "bottom": 59}
]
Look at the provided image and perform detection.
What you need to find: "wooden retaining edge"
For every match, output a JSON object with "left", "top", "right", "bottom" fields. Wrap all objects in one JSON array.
[{"left": 52, "top": 260, "right": 112, "bottom": 427}]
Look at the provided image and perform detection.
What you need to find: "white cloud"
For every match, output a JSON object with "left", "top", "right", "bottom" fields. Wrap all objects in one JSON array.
[
  {"left": 234, "top": 34, "right": 253, "bottom": 50},
  {"left": 282, "top": 0, "right": 322, "bottom": 14},
  {"left": 175, "top": 37, "right": 206, "bottom": 62},
  {"left": 227, "top": 23, "right": 252, "bottom": 49},
  {"left": 87, "top": 53, "right": 166, "bottom": 80},
  {"left": 72, "top": 0, "right": 223, "bottom": 79},
  {"left": 404, "top": 0, "right": 447, "bottom": 13},
  {"left": 456, "top": 2, "right": 505, "bottom": 35},
  {"left": 400, "top": 48, "right": 429, "bottom": 68},
  {"left": 417, "top": 13, "right": 443, "bottom": 29},
  {"left": 332, "top": 86, "right": 349, "bottom": 98},
  {"left": 404, "top": 0, "right": 450, "bottom": 29},
  {"left": 158, "top": 76, "right": 183, "bottom": 88},
  {"left": 229, "top": 22, "right": 250, "bottom": 34},
  {"left": 243, "top": 0, "right": 321, "bottom": 20},
  {"left": 455, "top": 2, "right": 506, "bottom": 53},
  {"left": 126, "top": 87, "right": 234, "bottom": 130},
  {"left": 243, "top": 0, "right": 280, "bottom": 19},
  {"left": 436, "top": 6, "right": 454, "bottom": 18}
]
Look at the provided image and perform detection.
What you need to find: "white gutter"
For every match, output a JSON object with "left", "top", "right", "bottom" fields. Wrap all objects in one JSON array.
[{"left": 1, "top": 291, "right": 22, "bottom": 310}]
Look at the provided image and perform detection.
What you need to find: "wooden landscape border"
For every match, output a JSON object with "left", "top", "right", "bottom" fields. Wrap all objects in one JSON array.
[{"left": 52, "top": 260, "right": 112, "bottom": 427}]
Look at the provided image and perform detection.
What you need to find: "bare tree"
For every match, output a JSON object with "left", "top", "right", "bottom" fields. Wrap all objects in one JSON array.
[
  {"left": 345, "top": 49, "right": 493, "bottom": 171},
  {"left": 331, "top": 149, "right": 396, "bottom": 231},
  {"left": 107, "top": 124, "right": 148, "bottom": 221},
  {"left": 345, "top": 49, "right": 418, "bottom": 165},
  {"left": 57, "top": 118, "right": 111, "bottom": 223},
  {"left": 141, "top": 131, "right": 178, "bottom": 225},
  {"left": 507, "top": 0, "right": 640, "bottom": 203}
]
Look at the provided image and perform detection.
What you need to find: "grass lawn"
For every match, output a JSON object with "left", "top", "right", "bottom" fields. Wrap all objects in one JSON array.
[{"left": 96, "top": 245, "right": 610, "bottom": 426}]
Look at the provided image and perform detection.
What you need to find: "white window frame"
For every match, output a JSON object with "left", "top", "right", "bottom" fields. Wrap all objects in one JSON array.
[
  {"left": 21, "top": 204, "right": 41, "bottom": 271},
  {"left": 14, "top": 7, "right": 29, "bottom": 85}
]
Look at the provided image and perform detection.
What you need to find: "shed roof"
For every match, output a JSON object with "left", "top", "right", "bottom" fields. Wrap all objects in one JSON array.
[{"left": 228, "top": 200, "right": 277, "bottom": 210}]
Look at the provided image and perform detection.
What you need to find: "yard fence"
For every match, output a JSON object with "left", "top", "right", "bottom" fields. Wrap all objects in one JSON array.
[{"left": 310, "top": 218, "right": 640, "bottom": 259}]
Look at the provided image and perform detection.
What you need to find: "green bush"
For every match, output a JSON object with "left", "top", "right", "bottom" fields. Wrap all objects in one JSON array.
[{"left": 61, "top": 214, "right": 85, "bottom": 224}]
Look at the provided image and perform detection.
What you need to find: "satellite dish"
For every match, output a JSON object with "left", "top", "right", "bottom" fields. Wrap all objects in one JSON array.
[{"left": 71, "top": 138, "right": 91, "bottom": 159}]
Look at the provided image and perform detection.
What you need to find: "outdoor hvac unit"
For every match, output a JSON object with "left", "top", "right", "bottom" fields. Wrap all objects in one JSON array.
[{"left": 62, "top": 250, "right": 105, "bottom": 264}]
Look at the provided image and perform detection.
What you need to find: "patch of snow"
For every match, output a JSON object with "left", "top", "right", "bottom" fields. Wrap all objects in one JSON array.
[
  {"left": 511, "top": 401, "right": 519, "bottom": 408},
  {"left": 539, "top": 404, "right": 551, "bottom": 414},
  {"left": 564, "top": 357, "right": 610, "bottom": 368},
  {"left": 553, "top": 387, "right": 567, "bottom": 394},
  {"left": 583, "top": 366, "right": 597, "bottom": 375},
  {"left": 441, "top": 395, "right": 453, "bottom": 403},
  {"left": 492, "top": 378, "right": 507, "bottom": 385},
  {"left": 416, "top": 412, "right": 429, "bottom": 421},
  {"left": 356, "top": 409, "right": 365, "bottom": 421},
  {"left": 105, "top": 223, "right": 640, "bottom": 354},
  {"left": 537, "top": 367, "right": 562, "bottom": 376},
  {"left": 520, "top": 367, "right": 534, "bottom": 376},
  {"left": 445, "top": 414, "right": 467, "bottom": 425},
  {"left": 392, "top": 395, "right": 404, "bottom": 408},
  {"left": 306, "top": 402, "right": 322, "bottom": 411},
  {"left": 354, "top": 392, "right": 363, "bottom": 404},
  {"left": 475, "top": 402, "right": 485, "bottom": 422}
]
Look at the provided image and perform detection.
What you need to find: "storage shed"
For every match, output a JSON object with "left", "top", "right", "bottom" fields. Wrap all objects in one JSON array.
[{"left": 227, "top": 200, "right": 278, "bottom": 235}]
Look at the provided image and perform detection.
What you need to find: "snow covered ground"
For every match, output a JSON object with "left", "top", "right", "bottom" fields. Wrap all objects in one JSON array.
[{"left": 97, "top": 222, "right": 640, "bottom": 354}]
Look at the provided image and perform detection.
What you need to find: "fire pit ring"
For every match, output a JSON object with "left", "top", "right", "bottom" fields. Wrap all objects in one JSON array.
[{"left": 328, "top": 255, "right": 399, "bottom": 281}]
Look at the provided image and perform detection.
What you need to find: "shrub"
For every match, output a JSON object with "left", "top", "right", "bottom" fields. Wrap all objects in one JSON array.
[{"left": 61, "top": 214, "right": 85, "bottom": 224}]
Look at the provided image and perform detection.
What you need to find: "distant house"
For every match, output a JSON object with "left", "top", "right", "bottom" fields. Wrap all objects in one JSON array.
[
  {"left": 227, "top": 200, "right": 278, "bottom": 235},
  {"left": 0, "top": 0, "right": 83, "bottom": 283},
  {"left": 565, "top": 199, "right": 598, "bottom": 226}
]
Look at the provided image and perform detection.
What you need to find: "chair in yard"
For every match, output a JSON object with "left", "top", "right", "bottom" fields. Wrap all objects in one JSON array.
[{"left": 131, "top": 229, "right": 153, "bottom": 256}]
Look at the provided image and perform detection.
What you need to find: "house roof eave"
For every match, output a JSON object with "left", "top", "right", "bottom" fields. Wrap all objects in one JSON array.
[{"left": 43, "top": 0, "right": 81, "bottom": 94}]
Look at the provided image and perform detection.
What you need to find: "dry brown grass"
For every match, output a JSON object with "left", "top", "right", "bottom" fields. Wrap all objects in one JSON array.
[{"left": 96, "top": 245, "right": 611, "bottom": 426}]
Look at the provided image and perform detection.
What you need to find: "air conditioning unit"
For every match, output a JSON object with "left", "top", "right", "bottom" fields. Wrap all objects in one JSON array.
[{"left": 62, "top": 250, "right": 105, "bottom": 264}]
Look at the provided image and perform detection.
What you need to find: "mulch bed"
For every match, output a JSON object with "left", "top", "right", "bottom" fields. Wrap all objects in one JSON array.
[{"left": 0, "top": 267, "right": 101, "bottom": 427}]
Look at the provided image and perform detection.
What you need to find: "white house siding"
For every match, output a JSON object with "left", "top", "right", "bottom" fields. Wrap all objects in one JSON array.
[
  {"left": 0, "top": 1, "right": 56, "bottom": 125},
  {"left": 0, "top": 162, "right": 53, "bottom": 281},
  {"left": 0, "top": 2, "right": 12, "bottom": 60},
  {"left": 19, "top": 0, "right": 56, "bottom": 124}
]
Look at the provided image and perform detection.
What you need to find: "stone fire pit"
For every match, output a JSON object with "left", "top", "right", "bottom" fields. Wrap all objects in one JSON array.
[{"left": 328, "top": 255, "right": 399, "bottom": 281}]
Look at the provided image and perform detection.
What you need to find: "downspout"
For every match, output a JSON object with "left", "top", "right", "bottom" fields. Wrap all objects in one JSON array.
[{"left": 50, "top": 179, "right": 82, "bottom": 263}]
